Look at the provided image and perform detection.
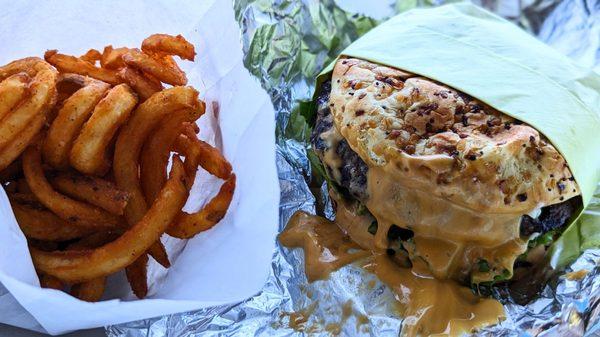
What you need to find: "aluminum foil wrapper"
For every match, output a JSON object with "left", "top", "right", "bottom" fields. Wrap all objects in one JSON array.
[{"left": 107, "top": 1, "right": 600, "bottom": 336}]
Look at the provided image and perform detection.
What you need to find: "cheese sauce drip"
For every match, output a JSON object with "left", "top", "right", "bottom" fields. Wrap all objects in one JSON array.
[
  {"left": 367, "top": 254, "right": 505, "bottom": 337},
  {"left": 279, "top": 211, "right": 369, "bottom": 282},
  {"left": 281, "top": 210, "right": 506, "bottom": 336},
  {"left": 366, "top": 165, "right": 529, "bottom": 283}
]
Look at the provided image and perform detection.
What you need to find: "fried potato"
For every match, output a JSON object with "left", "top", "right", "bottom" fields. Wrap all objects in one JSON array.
[
  {"left": 71, "top": 277, "right": 106, "bottom": 302},
  {"left": 147, "top": 241, "right": 170, "bottom": 268},
  {"left": 122, "top": 49, "right": 187, "bottom": 86},
  {"left": 0, "top": 57, "right": 48, "bottom": 79},
  {"left": 23, "top": 144, "right": 121, "bottom": 229},
  {"left": 66, "top": 231, "right": 121, "bottom": 251},
  {"left": 40, "top": 274, "right": 64, "bottom": 290},
  {"left": 30, "top": 157, "right": 188, "bottom": 283},
  {"left": 167, "top": 125, "right": 236, "bottom": 239},
  {"left": 45, "top": 50, "right": 121, "bottom": 85},
  {"left": 51, "top": 172, "right": 129, "bottom": 216},
  {"left": 100, "top": 46, "right": 131, "bottom": 70},
  {"left": 117, "top": 67, "right": 163, "bottom": 102},
  {"left": 0, "top": 159, "right": 22, "bottom": 183},
  {"left": 8, "top": 192, "right": 39, "bottom": 205},
  {"left": 125, "top": 253, "right": 148, "bottom": 298},
  {"left": 0, "top": 59, "right": 58, "bottom": 170},
  {"left": 80, "top": 49, "right": 102, "bottom": 65},
  {"left": 0, "top": 59, "right": 57, "bottom": 154},
  {"left": 16, "top": 178, "right": 32, "bottom": 193},
  {"left": 168, "top": 174, "right": 236, "bottom": 239},
  {"left": 142, "top": 34, "right": 196, "bottom": 61},
  {"left": 44, "top": 75, "right": 111, "bottom": 169},
  {"left": 70, "top": 84, "right": 137, "bottom": 175},
  {"left": 114, "top": 87, "right": 200, "bottom": 269},
  {"left": 67, "top": 237, "right": 110, "bottom": 302},
  {"left": 3, "top": 34, "right": 235, "bottom": 300},
  {"left": 141, "top": 115, "right": 196, "bottom": 204},
  {"left": 114, "top": 86, "right": 200, "bottom": 226},
  {"left": 0, "top": 113, "right": 45, "bottom": 171},
  {"left": 10, "top": 201, "right": 93, "bottom": 241},
  {"left": 0, "top": 73, "right": 30, "bottom": 121},
  {"left": 174, "top": 132, "right": 233, "bottom": 180},
  {"left": 176, "top": 124, "right": 202, "bottom": 181}
]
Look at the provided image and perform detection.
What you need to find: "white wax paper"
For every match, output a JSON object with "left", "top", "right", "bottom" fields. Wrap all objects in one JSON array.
[{"left": 0, "top": 0, "right": 279, "bottom": 334}]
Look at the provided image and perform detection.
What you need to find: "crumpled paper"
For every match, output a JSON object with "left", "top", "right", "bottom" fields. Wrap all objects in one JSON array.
[
  {"left": 0, "top": 0, "right": 279, "bottom": 335},
  {"left": 107, "top": 0, "right": 600, "bottom": 336}
]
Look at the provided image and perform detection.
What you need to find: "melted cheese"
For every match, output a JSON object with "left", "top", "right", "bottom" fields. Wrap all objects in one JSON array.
[
  {"left": 320, "top": 128, "right": 344, "bottom": 183},
  {"left": 279, "top": 211, "right": 369, "bottom": 282},
  {"left": 281, "top": 211, "right": 506, "bottom": 336},
  {"left": 366, "top": 165, "right": 528, "bottom": 283},
  {"left": 280, "top": 122, "right": 542, "bottom": 335},
  {"left": 333, "top": 198, "right": 376, "bottom": 251},
  {"left": 367, "top": 254, "right": 505, "bottom": 337}
]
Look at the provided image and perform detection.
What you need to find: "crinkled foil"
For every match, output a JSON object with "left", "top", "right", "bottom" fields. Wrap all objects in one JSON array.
[{"left": 107, "top": 1, "right": 600, "bottom": 336}]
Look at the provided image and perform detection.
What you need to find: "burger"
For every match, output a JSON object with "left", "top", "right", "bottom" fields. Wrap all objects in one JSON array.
[{"left": 311, "top": 57, "right": 581, "bottom": 287}]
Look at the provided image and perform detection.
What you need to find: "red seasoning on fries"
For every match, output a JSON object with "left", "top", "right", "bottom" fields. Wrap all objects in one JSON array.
[{"left": 0, "top": 33, "right": 236, "bottom": 300}]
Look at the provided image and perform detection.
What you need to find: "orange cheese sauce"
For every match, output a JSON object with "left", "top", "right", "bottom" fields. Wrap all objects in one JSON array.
[
  {"left": 280, "top": 210, "right": 506, "bottom": 336},
  {"left": 279, "top": 211, "right": 370, "bottom": 282}
]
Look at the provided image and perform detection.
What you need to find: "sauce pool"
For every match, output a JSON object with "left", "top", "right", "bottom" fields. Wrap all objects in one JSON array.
[{"left": 280, "top": 211, "right": 505, "bottom": 337}]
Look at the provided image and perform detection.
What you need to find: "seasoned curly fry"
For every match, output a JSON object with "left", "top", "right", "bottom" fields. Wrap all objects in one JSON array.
[
  {"left": 51, "top": 172, "right": 129, "bottom": 216},
  {"left": 0, "top": 73, "right": 29, "bottom": 121},
  {"left": 67, "top": 237, "right": 110, "bottom": 302},
  {"left": 168, "top": 174, "right": 236, "bottom": 239},
  {"left": 142, "top": 34, "right": 196, "bottom": 61},
  {"left": 174, "top": 126, "right": 201, "bottom": 185},
  {"left": 44, "top": 75, "right": 111, "bottom": 169},
  {"left": 114, "top": 86, "right": 200, "bottom": 227},
  {"left": 125, "top": 253, "right": 148, "bottom": 298},
  {"left": 45, "top": 50, "right": 121, "bottom": 84},
  {"left": 0, "top": 114, "right": 45, "bottom": 171},
  {"left": 167, "top": 123, "right": 236, "bottom": 239},
  {"left": 3, "top": 33, "right": 235, "bottom": 301},
  {"left": 174, "top": 132, "right": 233, "bottom": 180},
  {"left": 40, "top": 274, "right": 64, "bottom": 290},
  {"left": 10, "top": 201, "right": 94, "bottom": 241},
  {"left": 70, "top": 277, "right": 106, "bottom": 302},
  {"left": 0, "top": 58, "right": 58, "bottom": 169},
  {"left": 117, "top": 67, "right": 163, "bottom": 102},
  {"left": 80, "top": 49, "right": 102, "bottom": 64},
  {"left": 66, "top": 231, "right": 122, "bottom": 251},
  {"left": 23, "top": 144, "right": 121, "bottom": 229},
  {"left": 122, "top": 49, "right": 187, "bottom": 86},
  {"left": 100, "top": 46, "right": 131, "bottom": 70},
  {"left": 30, "top": 157, "right": 188, "bottom": 283},
  {"left": 114, "top": 86, "right": 200, "bottom": 270},
  {"left": 141, "top": 117, "right": 199, "bottom": 204},
  {"left": 70, "top": 83, "right": 137, "bottom": 175},
  {"left": 0, "top": 57, "right": 49, "bottom": 78}
]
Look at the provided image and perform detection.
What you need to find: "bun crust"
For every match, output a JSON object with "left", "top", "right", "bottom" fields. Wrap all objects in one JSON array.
[{"left": 329, "top": 58, "right": 579, "bottom": 213}]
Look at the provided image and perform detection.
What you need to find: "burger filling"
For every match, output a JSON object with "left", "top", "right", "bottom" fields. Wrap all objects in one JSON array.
[{"left": 312, "top": 79, "right": 581, "bottom": 286}]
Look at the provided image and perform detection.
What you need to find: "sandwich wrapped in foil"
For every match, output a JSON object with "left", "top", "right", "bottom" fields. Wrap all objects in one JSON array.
[{"left": 107, "top": 1, "right": 600, "bottom": 336}]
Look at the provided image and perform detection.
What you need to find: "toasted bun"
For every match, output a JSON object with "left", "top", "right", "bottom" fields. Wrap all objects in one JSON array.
[{"left": 329, "top": 58, "right": 579, "bottom": 213}]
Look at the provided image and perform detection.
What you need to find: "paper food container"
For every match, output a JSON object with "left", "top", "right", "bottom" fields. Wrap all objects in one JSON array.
[
  {"left": 0, "top": 0, "right": 279, "bottom": 335},
  {"left": 313, "top": 2, "right": 600, "bottom": 270}
]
